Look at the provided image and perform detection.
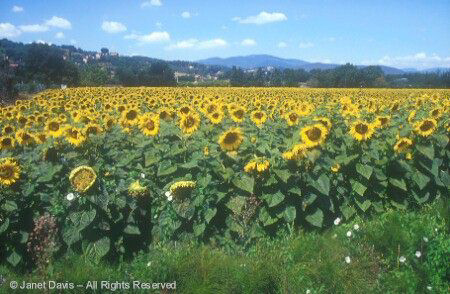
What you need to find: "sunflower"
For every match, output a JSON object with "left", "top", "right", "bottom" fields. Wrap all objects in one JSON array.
[
  {"left": 45, "top": 119, "right": 65, "bottom": 138},
  {"left": 256, "top": 160, "right": 270, "bottom": 173},
  {"left": 83, "top": 123, "right": 102, "bottom": 137},
  {"left": 15, "top": 129, "right": 36, "bottom": 146},
  {"left": 373, "top": 116, "right": 390, "bottom": 128},
  {"left": 300, "top": 124, "right": 328, "bottom": 148},
  {"left": 285, "top": 111, "right": 299, "bottom": 126},
  {"left": 69, "top": 166, "right": 97, "bottom": 193},
  {"left": 203, "top": 146, "right": 209, "bottom": 156},
  {"left": 128, "top": 180, "right": 148, "bottom": 197},
  {"left": 180, "top": 112, "right": 201, "bottom": 135},
  {"left": 0, "top": 136, "right": 15, "bottom": 150},
  {"left": 349, "top": 121, "right": 375, "bottom": 141},
  {"left": 244, "top": 161, "right": 257, "bottom": 173},
  {"left": 120, "top": 108, "right": 140, "bottom": 126},
  {"left": 169, "top": 180, "right": 196, "bottom": 201},
  {"left": 414, "top": 118, "right": 437, "bottom": 137},
  {"left": 394, "top": 137, "right": 413, "bottom": 153},
  {"left": 139, "top": 113, "right": 160, "bottom": 136},
  {"left": 208, "top": 111, "right": 224, "bottom": 125},
  {"left": 230, "top": 107, "right": 246, "bottom": 123},
  {"left": 2, "top": 125, "right": 15, "bottom": 136},
  {"left": 64, "top": 127, "right": 86, "bottom": 147},
  {"left": 0, "top": 158, "right": 20, "bottom": 186},
  {"left": 218, "top": 128, "right": 244, "bottom": 151},
  {"left": 251, "top": 110, "right": 267, "bottom": 126},
  {"left": 331, "top": 163, "right": 341, "bottom": 173},
  {"left": 313, "top": 117, "right": 332, "bottom": 130},
  {"left": 429, "top": 107, "right": 442, "bottom": 119},
  {"left": 159, "top": 108, "right": 173, "bottom": 121},
  {"left": 179, "top": 105, "right": 193, "bottom": 117},
  {"left": 34, "top": 132, "right": 47, "bottom": 144}
]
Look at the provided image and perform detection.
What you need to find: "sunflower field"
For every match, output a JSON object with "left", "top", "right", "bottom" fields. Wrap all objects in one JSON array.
[{"left": 0, "top": 87, "right": 449, "bottom": 269}]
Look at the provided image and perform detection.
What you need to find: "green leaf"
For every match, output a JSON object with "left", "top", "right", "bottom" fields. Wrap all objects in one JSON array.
[
  {"left": 88, "top": 237, "right": 110, "bottom": 261},
  {"left": 157, "top": 160, "right": 177, "bottom": 176},
  {"left": 412, "top": 171, "right": 431, "bottom": 190},
  {"left": 144, "top": 151, "right": 159, "bottom": 167},
  {"left": 340, "top": 205, "right": 356, "bottom": 219},
  {"left": 2, "top": 200, "right": 17, "bottom": 212},
  {"left": 180, "top": 160, "right": 198, "bottom": 169},
  {"left": 305, "top": 209, "right": 324, "bottom": 228},
  {"left": 356, "top": 199, "right": 372, "bottom": 212},
  {"left": 7, "top": 251, "right": 21, "bottom": 267},
  {"left": 416, "top": 144, "right": 434, "bottom": 160},
  {"left": 205, "top": 208, "right": 217, "bottom": 223},
  {"left": 124, "top": 225, "right": 140, "bottom": 235},
  {"left": 232, "top": 175, "right": 254, "bottom": 194},
  {"left": 284, "top": 206, "right": 296, "bottom": 222},
  {"left": 350, "top": 179, "right": 367, "bottom": 196},
  {"left": 273, "top": 169, "right": 291, "bottom": 184},
  {"left": 389, "top": 178, "right": 408, "bottom": 191},
  {"left": 62, "top": 225, "right": 81, "bottom": 246},
  {"left": 0, "top": 218, "right": 9, "bottom": 234},
  {"left": 226, "top": 196, "right": 247, "bottom": 214},
  {"left": 193, "top": 223, "right": 206, "bottom": 236},
  {"left": 264, "top": 191, "right": 285, "bottom": 208},
  {"left": 314, "top": 174, "right": 330, "bottom": 196},
  {"left": 198, "top": 174, "right": 212, "bottom": 188},
  {"left": 70, "top": 209, "right": 96, "bottom": 231},
  {"left": 288, "top": 187, "right": 301, "bottom": 196},
  {"left": 259, "top": 207, "right": 278, "bottom": 226},
  {"left": 356, "top": 163, "right": 373, "bottom": 180}
]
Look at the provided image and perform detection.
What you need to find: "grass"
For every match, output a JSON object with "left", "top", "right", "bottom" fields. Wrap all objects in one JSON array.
[{"left": 0, "top": 199, "right": 448, "bottom": 293}]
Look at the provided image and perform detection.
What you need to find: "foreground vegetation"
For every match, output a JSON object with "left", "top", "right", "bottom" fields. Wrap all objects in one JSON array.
[{"left": 1, "top": 200, "right": 448, "bottom": 293}]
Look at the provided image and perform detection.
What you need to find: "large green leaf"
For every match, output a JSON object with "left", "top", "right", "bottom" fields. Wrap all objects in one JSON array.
[
  {"left": 305, "top": 209, "right": 324, "bottom": 228},
  {"left": 340, "top": 204, "right": 356, "bottom": 219},
  {"left": 7, "top": 251, "right": 21, "bottom": 267},
  {"left": 389, "top": 178, "right": 408, "bottom": 191},
  {"left": 70, "top": 209, "right": 96, "bottom": 231},
  {"left": 273, "top": 169, "right": 291, "bottom": 184},
  {"left": 284, "top": 206, "right": 296, "bottom": 222},
  {"left": 193, "top": 223, "right": 206, "bottom": 236},
  {"left": 0, "top": 218, "right": 9, "bottom": 234},
  {"left": 144, "top": 151, "right": 159, "bottom": 167},
  {"left": 226, "top": 196, "right": 247, "bottom": 214},
  {"left": 259, "top": 207, "right": 278, "bottom": 226},
  {"left": 232, "top": 175, "right": 254, "bottom": 194},
  {"left": 205, "top": 208, "right": 217, "bottom": 223},
  {"left": 412, "top": 171, "right": 430, "bottom": 190},
  {"left": 356, "top": 199, "right": 372, "bottom": 212},
  {"left": 416, "top": 144, "right": 434, "bottom": 160},
  {"left": 350, "top": 179, "right": 367, "bottom": 196},
  {"left": 356, "top": 163, "right": 373, "bottom": 180},
  {"left": 157, "top": 160, "right": 177, "bottom": 176},
  {"left": 264, "top": 191, "right": 285, "bottom": 208},
  {"left": 314, "top": 174, "right": 330, "bottom": 196},
  {"left": 2, "top": 200, "right": 17, "bottom": 212},
  {"left": 124, "top": 225, "right": 140, "bottom": 235},
  {"left": 87, "top": 237, "right": 110, "bottom": 261},
  {"left": 62, "top": 225, "right": 81, "bottom": 246}
]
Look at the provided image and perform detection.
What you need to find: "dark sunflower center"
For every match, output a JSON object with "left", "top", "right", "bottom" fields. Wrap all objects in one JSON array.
[
  {"left": 224, "top": 132, "right": 238, "bottom": 144},
  {"left": 420, "top": 120, "right": 434, "bottom": 132},
  {"left": 49, "top": 122, "right": 60, "bottom": 131},
  {"left": 289, "top": 113, "right": 298, "bottom": 121},
  {"left": 398, "top": 141, "right": 408, "bottom": 148},
  {"left": 160, "top": 111, "right": 169, "bottom": 119},
  {"left": 355, "top": 123, "right": 368, "bottom": 134},
  {"left": 306, "top": 127, "right": 322, "bottom": 141},
  {"left": 0, "top": 166, "right": 13, "bottom": 178},
  {"left": 378, "top": 118, "right": 388, "bottom": 125},
  {"left": 212, "top": 113, "right": 219, "bottom": 119},
  {"left": 126, "top": 111, "right": 137, "bottom": 120},
  {"left": 146, "top": 120, "right": 155, "bottom": 130},
  {"left": 207, "top": 105, "right": 216, "bottom": 113},
  {"left": 234, "top": 110, "right": 244, "bottom": 119},
  {"left": 184, "top": 116, "right": 195, "bottom": 128},
  {"left": 431, "top": 109, "right": 439, "bottom": 116},
  {"left": 254, "top": 112, "right": 263, "bottom": 119},
  {"left": 180, "top": 107, "right": 190, "bottom": 114},
  {"left": 4, "top": 126, "right": 13, "bottom": 134},
  {"left": 86, "top": 127, "right": 98, "bottom": 136}
]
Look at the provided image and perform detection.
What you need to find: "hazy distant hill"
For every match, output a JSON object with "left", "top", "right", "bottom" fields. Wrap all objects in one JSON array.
[{"left": 197, "top": 54, "right": 405, "bottom": 75}]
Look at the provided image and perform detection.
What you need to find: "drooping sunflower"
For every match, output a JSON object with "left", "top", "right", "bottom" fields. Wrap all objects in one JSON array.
[
  {"left": 69, "top": 166, "right": 97, "bottom": 193},
  {"left": 230, "top": 107, "right": 246, "bottom": 123},
  {"left": 300, "top": 124, "right": 329, "bottom": 148},
  {"left": 394, "top": 137, "right": 413, "bottom": 153},
  {"left": 45, "top": 119, "right": 65, "bottom": 138},
  {"left": 169, "top": 180, "right": 196, "bottom": 201},
  {"left": 0, "top": 158, "right": 20, "bottom": 186},
  {"left": 139, "top": 113, "right": 160, "bottom": 136},
  {"left": 64, "top": 126, "right": 86, "bottom": 147},
  {"left": 218, "top": 127, "right": 244, "bottom": 151},
  {"left": 15, "top": 129, "right": 36, "bottom": 146},
  {"left": 251, "top": 110, "right": 267, "bottom": 126},
  {"left": 0, "top": 136, "right": 15, "bottom": 150},
  {"left": 349, "top": 121, "right": 375, "bottom": 141},
  {"left": 180, "top": 112, "right": 201, "bottom": 135},
  {"left": 414, "top": 118, "right": 437, "bottom": 137}
]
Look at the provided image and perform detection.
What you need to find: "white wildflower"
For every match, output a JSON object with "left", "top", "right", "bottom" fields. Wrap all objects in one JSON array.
[
  {"left": 415, "top": 251, "right": 421, "bottom": 258},
  {"left": 423, "top": 237, "right": 428, "bottom": 242},
  {"left": 66, "top": 193, "right": 75, "bottom": 201},
  {"left": 353, "top": 224, "right": 359, "bottom": 230},
  {"left": 399, "top": 256, "right": 406, "bottom": 263},
  {"left": 165, "top": 191, "right": 173, "bottom": 201},
  {"left": 345, "top": 256, "right": 351, "bottom": 264},
  {"left": 346, "top": 230, "right": 352, "bottom": 237},
  {"left": 306, "top": 290, "right": 311, "bottom": 294},
  {"left": 334, "top": 217, "right": 341, "bottom": 225},
  {"left": 141, "top": 173, "right": 146, "bottom": 179},
  {"left": 426, "top": 286, "right": 432, "bottom": 291},
  {"left": 147, "top": 261, "right": 152, "bottom": 267}
]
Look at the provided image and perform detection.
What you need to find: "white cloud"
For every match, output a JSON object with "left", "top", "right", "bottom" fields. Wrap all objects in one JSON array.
[
  {"left": 55, "top": 32, "right": 65, "bottom": 39},
  {"left": 34, "top": 40, "right": 52, "bottom": 45},
  {"left": 124, "top": 31, "right": 170, "bottom": 43},
  {"left": 241, "top": 38, "right": 256, "bottom": 46},
  {"left": 167, "top": 38, "right": 228, "bottom": 50},
  {"left": 181, "top": 11, "right": 191, "bottom": 19},
  {"left": 377, "top": 52, "right": 450, "bottom": 69},
  {"left": 101, "top": 21, "right": 127, "bottom": 33},
  {"left": 141, "top": 0, "right": 162, "bottom": 8},
  {"left": 70, "top": 39, "right": 77, "bottom": 45},
  {"left": 233, "top": 11, "right": 287, "bottom": 25},
  {"left": 19, "top": 24, "right": 49, "bottom": 33},
  {"left": 45, "top": 16, "right": 72, "bottom": 29},
  {"left": 299, "top": 42, "right": 314, "bottom": 48},
  {"left": 12, "top": 5, "right": 24, "bottom": 13},
  {"left": 277, "top": 41, "right": 287, "bottom": 48},
  {"left": 0, "top": 23, "right": 21, "bottom": 38}
]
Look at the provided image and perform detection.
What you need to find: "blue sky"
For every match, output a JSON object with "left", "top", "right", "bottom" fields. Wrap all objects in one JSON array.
[{"left": 1, "top": 0, "right": 449, "bottom": 69}]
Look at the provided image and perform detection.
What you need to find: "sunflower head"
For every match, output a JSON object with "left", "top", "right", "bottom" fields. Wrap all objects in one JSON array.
[
  {"left": 374, "top": 116, "right": 390, "bottom": 128},
  {"left": 251, "top": 110, "right": 267, "bottom": 126},
  {"left": 139, "top": 113, "right": 160, "bottom": 136},
  {"left": 394, "top": 137, "right": 413, "bottom": 153},
  {"left": 0, "top": 136, "right": 15, "bottom": 150},
  {"left": 231, "top": 108, "right": 246, "bottom": 123},
  {"left": 65, "top": 127, "right": 86, "bottom": 147},
  {"left": 285, "top": 111, "right": 299, "bottom": 126},
  {"left": 69, "top": 166, "right": 97, "bottom": 193},
  {"left": 349, "top": 121, "right": 375, "bottom": 141},
  {"left": 331, "top": 163, "right": 341, "bottom": 173},
  {"left": 414, "top": 118, "right": 437, "bottom": 137},
  {"left": 180, "top": 112, "right": 201, "bottom": 135},
  {"left": 15, "top": 129, "right": 36, "bottom": 146},
  {"left": 0, "top": 158, "right": 20, "bottom": 186},
  {"left": 218, "top": 128, "right": 244, "bottom": 151},
  {"left": 300, "top": 124, "right": 328, "bottom": 148},
  {"left": 208, "top": 111, "right": 223, "bottom": 125},
  {"left": 169, "top": 181, "right": 196, "bottom": 201},
  {"left": 45, "top": 119, "right": 65, "bottom": 138}
]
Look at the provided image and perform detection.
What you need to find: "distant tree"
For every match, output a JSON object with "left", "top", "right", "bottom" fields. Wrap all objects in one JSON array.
[
  {"left": 101, "top": 48, "right": 109, "bottom": 54},
  {"left": 80, "top": 65, "right": 109, "bottom": 86}
]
